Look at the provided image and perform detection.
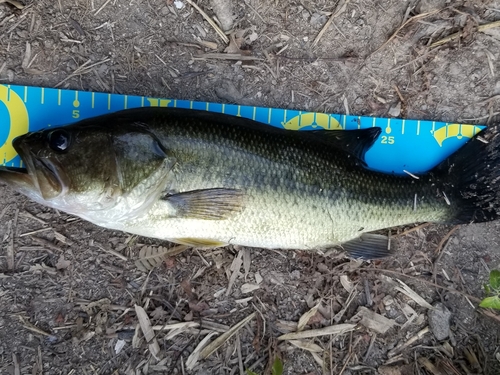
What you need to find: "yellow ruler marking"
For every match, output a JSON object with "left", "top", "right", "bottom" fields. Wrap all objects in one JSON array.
[
  {"left": 372, "top": 117, "right": 376, "bottom": 127},
  {"left": 222, "top": 103, "right": 225, "bottom": 113},
  {"left": 141, "top": 96, "right": 145, "bottom": 107},
  {"left": 190, "top": 101, "right": 193, "bottom": 109},
  {"left": 57, "top": 89, "right": 61, "bottom": 105},
  {"left": 268, "top": 108, "right": 271, "bottom": 124},
  {"left": 23, "top": 86, "right": 27, "bottom": 102},
  {"left": 91, "top": 92, "right": 95, "bottom": 108},
  {"left": 41, "top": 88, "right": 45, "bottom": 104},
  {"left": 124, "top": 95, "right": 128, "bottom": 109},
  {"left": 402, "top": 119, "right": 405, "bottom": 135},
  {"left": 252, "top": 106, "right": 256, "bottom": 120},
  {"left": 107, "top": 94, "right": 111, "bottom": 110},
  {"left": 417, "top": 120, "right": 421, "bottom": 136},
  {"left": 206, "top": 102, "right": 209, "bottom": 111}
]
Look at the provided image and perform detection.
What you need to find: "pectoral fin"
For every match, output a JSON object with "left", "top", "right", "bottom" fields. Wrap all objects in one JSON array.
[
  {"left": 162, "top": 188, "right": 245, "bottom": 220},
  {"left": 342, "top": 233, "right": 392, "bottom": 260}
]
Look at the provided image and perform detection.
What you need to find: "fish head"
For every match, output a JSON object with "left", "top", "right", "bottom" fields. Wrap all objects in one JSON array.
[{"left": 0, "top": 122, "right": 173, "bottom": 223}]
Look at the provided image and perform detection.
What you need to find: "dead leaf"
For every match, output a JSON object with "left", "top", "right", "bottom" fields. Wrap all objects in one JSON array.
[
  {"left": 297, "top": 303, "right": 321, "bottom": 331},
  {"left": 150, "top": 307, "right": 168, "bottom": 321},
  {"left": 55, "top": 255, "right": 71, "bottom": 269},
  {"left": 135, "top": 245, "right": 188, "bottom": 272}
]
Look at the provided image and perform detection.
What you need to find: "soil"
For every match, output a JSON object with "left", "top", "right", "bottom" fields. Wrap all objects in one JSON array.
[{"left": 1, "top": 0, "right": 500, "bottom": 374}]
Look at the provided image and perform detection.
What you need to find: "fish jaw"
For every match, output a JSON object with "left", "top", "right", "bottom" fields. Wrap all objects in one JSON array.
[{"left": 0, "top": 166, "right": 51, "bottom": 207}]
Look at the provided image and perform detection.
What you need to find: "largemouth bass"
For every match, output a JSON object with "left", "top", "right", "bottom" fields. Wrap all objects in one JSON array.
[{"left": 1, "top": 108, "right": 499, "bottom": 258}]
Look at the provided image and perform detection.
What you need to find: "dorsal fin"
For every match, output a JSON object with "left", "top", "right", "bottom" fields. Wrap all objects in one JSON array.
[{"left": 310, "top": 127, "right": 382, "bottom": 162}]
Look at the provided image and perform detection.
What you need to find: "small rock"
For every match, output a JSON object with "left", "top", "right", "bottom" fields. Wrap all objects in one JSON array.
[
  {"left": 388, "top": 102, "right": 401, "bottom": 117},
  {"left": 428, "top": 302, "right": 452, "bottom": 340}
]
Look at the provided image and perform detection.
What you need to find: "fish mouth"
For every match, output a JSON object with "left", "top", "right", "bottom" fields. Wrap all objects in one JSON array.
[{"left": 0, "top": 137, "right": 68, "bottom": 200}]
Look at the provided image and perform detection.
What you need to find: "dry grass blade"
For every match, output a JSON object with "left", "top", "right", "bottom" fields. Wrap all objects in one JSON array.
[
  {"left": 312, "top": 0, "right": 350, "bottom": 47},
  {"left": 369, "top": 9, "right": 440, "bottom": 57},
  {"left": 134, "top": 304, "right": 161, "bottom": 360},
  {"left": 0, "top": 0, "right": 24, "bottom": 9},
  {"left": 297, "top": 302, "right": 321, "bottom": 332},
  {"left": 430, "top": 20, "right": 500, "bottom": 48},
  {"left": 185, "top": 0, "right": 229, "bottom": 44},
  {"left": 152, "top": 321, "right": 200, "bottom": 331},
  {"left": 135, "top": 245, "right": 188, "bottom": 272},
  {"left": 278, "top": 323, "right": 356, "bottom": 341},
  {"left": 200, "top": 312, "right": 256, "bottom": 359},
  {"left": 395, "top": 279, "right": 434, "bottom": 310},
  {"left": 289, "top": 340, "right": 323, "bottom": 353},
  {"left": 186, "top": 331, "right": 218, "bottom": 370}
]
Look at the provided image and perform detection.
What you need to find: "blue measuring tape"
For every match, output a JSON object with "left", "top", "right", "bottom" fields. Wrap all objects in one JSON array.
[{"left": 0, "top": 84, "right": 484, "bottom": 175}]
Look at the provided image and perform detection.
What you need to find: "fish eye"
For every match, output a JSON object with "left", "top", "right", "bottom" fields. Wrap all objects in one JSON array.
[{"left": 48, "top": 129, "right": 71, "bottom": 153}]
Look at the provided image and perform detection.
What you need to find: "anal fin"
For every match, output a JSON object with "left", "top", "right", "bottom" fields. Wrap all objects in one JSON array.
[
  {"left": 170, "top": 238, "right": 227, "bottom": 248},
  {"left": 342, "top": 233, "right": 392, "bottom": 260}
]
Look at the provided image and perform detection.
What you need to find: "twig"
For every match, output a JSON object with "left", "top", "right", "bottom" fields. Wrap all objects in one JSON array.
[
  {"left": 185, "top": 0, "right": 229, "bottom": 44},
  {"left": 434, "top": 225, "right": 459, "bottom": 255},
  {"left": 368, "top": 9, "right": 440, "bottom": 58},
  {"left": 312, "top": 0, "right": 350, "bottom": 47},
  {"left": 94, "top": 0, "right": 113, "bottom": 16},
  {"left": 194, "top": 53, "right": 263, "bottom": 61},
  {"left": 394, "top": 223, "right": 431, "bottom": 237},
  {"left": 430, "top": 20, "right": 500, "bottom": 48}
]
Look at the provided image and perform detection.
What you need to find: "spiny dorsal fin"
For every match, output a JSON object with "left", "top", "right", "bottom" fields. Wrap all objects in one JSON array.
[
  {"left": 310, "top": 128, "right": 382, "bottom": 162},
  {"left": 162, "top": 188, "right": 245, "bottom": 220}
]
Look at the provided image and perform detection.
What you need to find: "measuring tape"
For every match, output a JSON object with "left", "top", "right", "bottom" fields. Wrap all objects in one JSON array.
[{"left": 0, "top": 84, "right": 484, "bottom": 174}]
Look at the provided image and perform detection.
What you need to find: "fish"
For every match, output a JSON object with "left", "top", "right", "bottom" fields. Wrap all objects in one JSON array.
[{"left": 1, "top": 107, "right": 500, "bottom": 259}]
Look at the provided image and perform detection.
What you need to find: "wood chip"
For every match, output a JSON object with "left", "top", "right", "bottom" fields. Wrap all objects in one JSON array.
[
  {"left": 351, "top": 307, "right": 397, "bottom": 334},
  {"left": 278, "top": 323, "right": 356, "bottom": 341},
  {"left": 135, "top": 304, "right": 161, "bottom": 360}
]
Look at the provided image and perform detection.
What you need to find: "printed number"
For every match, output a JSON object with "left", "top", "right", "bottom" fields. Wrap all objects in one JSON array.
[
  {"left": 72, "top": 110, "right": 80, "bottom": 119},
  {"left": 381, "top": 136, "right": 395, "bottom": 144}
]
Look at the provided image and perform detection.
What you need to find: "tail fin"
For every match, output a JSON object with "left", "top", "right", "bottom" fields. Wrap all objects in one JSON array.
[{"left": 438, "top": 125, "right": 500, "bottom": 223}]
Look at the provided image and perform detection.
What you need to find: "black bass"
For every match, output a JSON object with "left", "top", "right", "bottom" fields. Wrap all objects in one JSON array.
[{"left": 1, "top": 108, "right": 499, "bottom": 258}]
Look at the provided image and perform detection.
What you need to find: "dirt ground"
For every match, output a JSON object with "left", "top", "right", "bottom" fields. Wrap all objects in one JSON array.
[{"left": 1, "top": 0, "right": 500, "bottom": 374}]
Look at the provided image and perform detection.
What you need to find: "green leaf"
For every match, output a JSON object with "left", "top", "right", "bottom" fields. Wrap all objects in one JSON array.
[
  {"left": 479, "top": 296, "right": 500, "bottom": 310},
  {"left": 484, "top": 284, "right": 491, "bottom": 295},
  {"left": 272, "top": 357, "right": 283, "bottom": 375},
  {"left": 246, "top": 371, "right": 259, "bottom": 375},
  {"left": 489, "top": 270, "right": 500, "bottom": 290}
]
